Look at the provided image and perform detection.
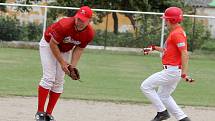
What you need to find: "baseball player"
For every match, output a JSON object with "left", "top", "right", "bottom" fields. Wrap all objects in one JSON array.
[
  {"left": 140, "top": 7, "right": 194, "bottom": 121},
  {"left": 35, "top": 6, "right": 94, "bottom": 121}
]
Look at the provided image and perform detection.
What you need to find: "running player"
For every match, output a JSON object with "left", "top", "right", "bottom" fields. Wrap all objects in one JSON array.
[{"left": 140, "top": 7, "right": 194, "bottom": 121}]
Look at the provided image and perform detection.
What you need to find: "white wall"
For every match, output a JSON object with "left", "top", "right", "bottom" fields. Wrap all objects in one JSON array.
[{"left": 197, "top": 7, "right": 215, "bottom": 38}]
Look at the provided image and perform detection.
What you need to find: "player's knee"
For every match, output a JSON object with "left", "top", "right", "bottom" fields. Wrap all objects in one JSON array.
[
  {"left": 51, "top": 87, "right": 63, "bottom": 93},
  {"left": 50, "top": 81, "right": 64, "bottom": 93},
  {"left": 39, "top": 78, "right": 55, "bottom": 90},
  {"left": 140, "top": 81, "right": 151, "bottom": 94},
  {"left": 158, "top": 93, "right": 170, "bottom": 101}
]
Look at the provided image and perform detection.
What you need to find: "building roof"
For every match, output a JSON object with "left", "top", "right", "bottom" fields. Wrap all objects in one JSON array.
[
  {"left": 185, "top": 0, "right": 213, "bottom": 7},
  {"left": 208, "top": 0, "right": 215, "bottom": 7}
]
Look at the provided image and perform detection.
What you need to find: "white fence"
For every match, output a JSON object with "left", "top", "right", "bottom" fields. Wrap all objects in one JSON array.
[{"left": 1, "top": 2, "right": 215, "bottom": 49}]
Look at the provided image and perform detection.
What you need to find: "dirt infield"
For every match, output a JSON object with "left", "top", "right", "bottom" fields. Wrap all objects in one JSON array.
[{"left": 0, "top": 97, "right": 214, "bottom": 121}]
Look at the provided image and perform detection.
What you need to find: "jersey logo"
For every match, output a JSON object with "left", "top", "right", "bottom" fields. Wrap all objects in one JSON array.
[
  {"left": 81, "top": 10, "right": 86, "bottom": 15},
  {"left": 177, "top": 42, "right": 185, "bottom": 47},
  {"left": 63, "top": 36, "right": 81, "bottom": 45}
]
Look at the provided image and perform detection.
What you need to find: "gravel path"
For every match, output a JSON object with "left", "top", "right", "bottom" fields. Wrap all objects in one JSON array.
[{"left": 0, "top": 97, "right": 214, "bottom": 121}]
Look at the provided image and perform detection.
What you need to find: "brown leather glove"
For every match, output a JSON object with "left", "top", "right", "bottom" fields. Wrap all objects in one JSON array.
[{"left": 67, "top": 65, "right": 80, "bottom": 80}]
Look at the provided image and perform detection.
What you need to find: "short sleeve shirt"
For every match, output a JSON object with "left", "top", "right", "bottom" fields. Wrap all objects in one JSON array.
[
  {"left": 44, "top": 17, "right": 94, "bottom": 52},
  {"left": 162, "top": 26, "right": 187, "bottom": 66}
]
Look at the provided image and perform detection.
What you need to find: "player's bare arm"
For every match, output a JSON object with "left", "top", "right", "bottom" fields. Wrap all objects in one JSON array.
[
  {"left": 181, "top": 49, "right": 189, "bottom": 76},
  {"left": 142, "top": 45, "right": 164, "bottom": 55},
  {"left": 181, "top": 49, "right": 194, "bottom": 83},
  {"left": 49, "top": 37, "right": 70, "bottom": 74},
  {"left": 154, "top": 46, "right": 165, "bottom": 52},
  {"left": 71, "top": 46, "right": 84, "bottom": 67}
]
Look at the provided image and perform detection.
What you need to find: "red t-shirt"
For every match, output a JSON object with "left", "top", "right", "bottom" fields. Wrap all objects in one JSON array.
[
  {"left": 44, "top": 17, "right": 94, "bottom": 52},
  {"left": 162, "top": 26, "right": 187, "bottom": 66}
]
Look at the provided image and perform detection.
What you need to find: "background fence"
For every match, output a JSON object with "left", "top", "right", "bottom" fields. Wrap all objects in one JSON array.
[{"left": 1, "top": 3, "right": 215, "bottom": 51}]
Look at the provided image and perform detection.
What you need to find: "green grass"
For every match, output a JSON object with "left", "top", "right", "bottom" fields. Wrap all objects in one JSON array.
[{"left": 0, "top": 48, "right": 215, "bottom": 107}]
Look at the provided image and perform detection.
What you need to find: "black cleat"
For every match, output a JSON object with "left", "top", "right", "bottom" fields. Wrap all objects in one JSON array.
[
  {"left": 45, "top": 114, "right": 55, "bottom": 121},
  {"left": 35, "top": 112, "right": 46, "bottom": 121},
  {"left": 151, "top": 110, "right": 170, "bottom": 121},
  {"left": 179, "top": 117, "right": 191, "bottom": 121}
]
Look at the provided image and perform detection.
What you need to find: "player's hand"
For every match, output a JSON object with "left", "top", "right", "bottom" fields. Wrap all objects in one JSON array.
[
  {"left": 60, "top": 61, "right": 70, "bottom": 75},
  {"left": 67, "top": 65, "right": 80, "bottom": 80},
  {"left": 181, "top": 74, "right": 195, "bottom": 83},
  {"left": 142, "top": 45, "right": 155, "bottom": 55}
]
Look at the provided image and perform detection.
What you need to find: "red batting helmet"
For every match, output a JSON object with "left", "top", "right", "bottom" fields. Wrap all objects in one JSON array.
[{"left": 162, "top": 7, "right": 183, "bottom": 24}]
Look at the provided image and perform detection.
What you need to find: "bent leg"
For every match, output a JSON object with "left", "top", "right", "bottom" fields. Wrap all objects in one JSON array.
[
  {"left": 38, "top": 46, "right": 57, "bottom": 112},
  {"left": 140, "top": 71, "right": 166, "bottom": 112},
  {"left": 46, "top": 51, "right": 70, "bottom": 114},
  {"left": 158, "top": 81, "right": 187, "bottom": 120}
]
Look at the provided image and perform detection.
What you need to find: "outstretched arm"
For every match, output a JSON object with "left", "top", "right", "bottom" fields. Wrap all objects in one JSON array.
[
  {"left": 142, "top": 45, "right": 165, "bottom": 55},
  {"left": 153, "top": 46, "right": 165, "bottom": 52}
]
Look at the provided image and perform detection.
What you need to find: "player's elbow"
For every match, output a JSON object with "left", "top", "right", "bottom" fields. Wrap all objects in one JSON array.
[{"left": 181, "top": 50, "right": 189, "bottom": 59}]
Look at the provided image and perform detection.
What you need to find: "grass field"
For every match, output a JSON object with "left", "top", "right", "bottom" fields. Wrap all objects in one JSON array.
[{"left": 0, "top": 47, "right": 215, "bottom": 107}]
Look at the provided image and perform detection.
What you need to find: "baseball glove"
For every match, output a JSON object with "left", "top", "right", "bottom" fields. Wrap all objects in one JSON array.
[{"left": 67, "top": 65, "right": 80, "bottom": 80}]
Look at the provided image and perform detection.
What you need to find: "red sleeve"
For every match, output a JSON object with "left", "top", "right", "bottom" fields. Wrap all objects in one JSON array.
[
  {"left": 49, "top": 22, "right": 66, "bottom": 43},
  {"left": 172, "top": 32, "right": 187, "bottom": 51},
  {"left": 78, "top": 42, "right": 87, "bottom": 48},
  {"left": 78, "top": 27, "right": 95, "bottom": 48}
]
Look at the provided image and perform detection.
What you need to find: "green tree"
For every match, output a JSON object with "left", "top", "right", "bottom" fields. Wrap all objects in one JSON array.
[
  {"left": 47, "top": 0, "right": 148, "bottom": 34},
  {"left": 0, "top": 16, "right": 21, "bottom": 41},
  {"left": 0, "top": 0, "right": 7, "bottom": 12},
  {"left": 48, "top": 0, "right": 186, "bottom": 34},
  {"left": 45, "top": 0, "right": 212, "bottom": 51},
  {"left": 148, "top": 0, "right": 185, "bottom": 12}
]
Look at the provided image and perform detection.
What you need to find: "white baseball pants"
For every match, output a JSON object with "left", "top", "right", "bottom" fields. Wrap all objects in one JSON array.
[
  {"left": 39, "top": 39, "right": 70, "bottom": 93},
  {"left": 140, "top": 66, "right": 187, "bottom": 120}
]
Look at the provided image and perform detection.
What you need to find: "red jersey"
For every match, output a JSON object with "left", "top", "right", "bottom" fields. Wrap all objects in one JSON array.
[
  {"left": 162, "top": 26, "right": 187, "bottom": 66},
  {"left": 44, "top": 17, "right": 94, "bottom": 52}
]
